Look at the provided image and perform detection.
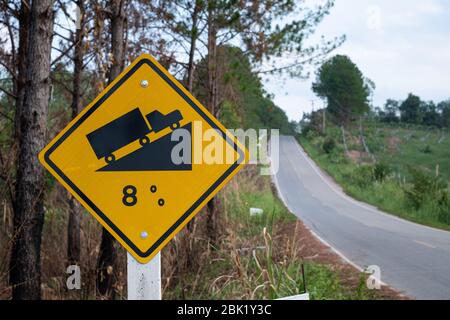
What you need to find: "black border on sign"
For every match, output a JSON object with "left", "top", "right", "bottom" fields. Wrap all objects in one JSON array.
[{"left": 44, "top": 58, "right": 245, "bottom": 258}]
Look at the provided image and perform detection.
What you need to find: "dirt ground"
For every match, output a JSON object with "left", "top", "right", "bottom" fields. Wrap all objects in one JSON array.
[
  {"left": 347, "top": 150, "right": 373, "bottom": 164},
  {"left": 388, "top": 136, "right": 402, "bottom": 154}
]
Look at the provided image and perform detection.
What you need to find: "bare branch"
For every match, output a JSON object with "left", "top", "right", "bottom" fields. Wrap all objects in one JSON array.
[
  {"left": 0, "top": 108, "right": 13, "bottom": 122},
  {"left": 50, "top": 74, "right": 73, "bottom": 95},
  {"left": 0, "top": 86, "right": 16, "bottom": 100},
  {"left": 0, "top": 59, "right": 15, "bottom": 80}
]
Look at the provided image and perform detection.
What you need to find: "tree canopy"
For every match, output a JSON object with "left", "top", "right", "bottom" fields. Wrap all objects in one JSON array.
[
  {"left": 312, "top": 55, "right": 372, "bottom": 125},
  {"left": 399, "top": 93, "right": 422, "bottom": 124},
  {"left": 193, "top": 45, "right": 293, "bottom": 134}
]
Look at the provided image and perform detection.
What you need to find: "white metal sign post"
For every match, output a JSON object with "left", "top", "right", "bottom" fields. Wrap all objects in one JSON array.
[{"left": 127, "top": 253, "right": 161, "bottom": 300}]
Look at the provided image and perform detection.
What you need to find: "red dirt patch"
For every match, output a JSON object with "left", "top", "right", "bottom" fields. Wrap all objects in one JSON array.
[
  {"left": 347, "top": 150, "right": 372, "bottom": 164},
  {"left": 388, "top": 136, "right": 402, "bottom": 154}
]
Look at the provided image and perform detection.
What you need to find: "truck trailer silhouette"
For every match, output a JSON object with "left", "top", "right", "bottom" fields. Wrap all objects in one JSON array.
[{"left": 86, "top": 108, "right": 183, "bottom": 163}]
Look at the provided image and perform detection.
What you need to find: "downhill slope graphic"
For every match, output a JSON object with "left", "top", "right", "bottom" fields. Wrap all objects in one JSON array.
[{"left": 98, "top": 123, "right": 192, "bottom": 172}]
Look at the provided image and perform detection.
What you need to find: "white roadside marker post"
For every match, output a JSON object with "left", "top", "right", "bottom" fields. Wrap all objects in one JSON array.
[{"left": 127, "top": 252, "right": 161, "bottom": 300}]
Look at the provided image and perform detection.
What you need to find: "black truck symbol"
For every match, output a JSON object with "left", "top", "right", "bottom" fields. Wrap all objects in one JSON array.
[{"left": 86, "top": 108, "right": 183, "bottom": 163}]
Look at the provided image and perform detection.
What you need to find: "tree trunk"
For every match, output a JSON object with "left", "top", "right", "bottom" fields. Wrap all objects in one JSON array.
[
  {"left": 186, "top": 2, "right": 201, "bottom": 93},
  {"left": 184, "top": 1, "right": 202, "bottom": 240},
  {"left": 96, "top": 0, "right": 126, "bottom": 299},
  {"left": 67, "top": 0, "right": 86, "bottom": 266},
  {"left": 206, "top": 7, "right": 217, "bottom": 116},
  {"left": 13, "top": 1, "right": 31, "bottom": 146},
  {"left": 205, "top": 4, "right": 219, "bottom": 245},
  {"left": 108, "top": 0, "right": 126, "bottom": 79},
  {"left": 9, "top": 0, "right": 55, "bottom": 300}
]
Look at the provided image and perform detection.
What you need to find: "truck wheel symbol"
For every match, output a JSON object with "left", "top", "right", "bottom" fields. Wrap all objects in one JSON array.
[
  {"left": 170, "top": 122, "right": 180, "bottom": 130},
  {"left": 105, "top": 154, "right": 116, "bottom": 163},
  {"left": 139, "top": 136, "right": 150, "bottom": 146}
]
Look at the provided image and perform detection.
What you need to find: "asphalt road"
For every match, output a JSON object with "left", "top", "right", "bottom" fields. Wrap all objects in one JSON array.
[{"left": 274, "top": 136, "right": 450, "bottom": 300}]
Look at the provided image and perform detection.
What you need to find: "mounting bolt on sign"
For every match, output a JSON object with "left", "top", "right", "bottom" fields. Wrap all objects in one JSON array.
[
  {"left": 140, "top": 79, "right": 149, "bottom": 88},
  {"left": 38, "top": 54, "right": 249, "bottom": 299}
]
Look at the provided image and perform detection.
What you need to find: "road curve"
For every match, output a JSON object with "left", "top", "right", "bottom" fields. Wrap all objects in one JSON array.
[{"left": 274, "top": 136, "right": 450, "bottom": 300}]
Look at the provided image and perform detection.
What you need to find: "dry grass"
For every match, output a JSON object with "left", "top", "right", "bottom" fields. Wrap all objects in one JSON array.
[{"left": 0, "top": 165, "right": 403, "bottom": 300}]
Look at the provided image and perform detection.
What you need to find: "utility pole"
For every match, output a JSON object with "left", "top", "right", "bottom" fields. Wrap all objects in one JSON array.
[{"left": 322, "top": 108, "right": 326, "bottom": 134}]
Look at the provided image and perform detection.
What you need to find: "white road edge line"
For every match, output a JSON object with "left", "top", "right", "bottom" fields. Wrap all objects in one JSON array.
[
  {"left": 272, "top": 167, "right": 362, "bottom": 272},
  {"left": 413, "top": 240, "right": 437, "bottom": 249},
  {"left": 271, "top": 142, "right": 394, "bottom": 288},
  {"left": 293, "top": 137, "right": 450, "bottom": 236}
]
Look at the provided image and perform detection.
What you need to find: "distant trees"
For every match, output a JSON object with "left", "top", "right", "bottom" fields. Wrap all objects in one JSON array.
[
  {"left": 377, "top": 94, "right": 450, "bottom": 128},
  {"left": 194, "top": 46, "right": 293, "bottom": 133},
  {"left": 311, "top": 55, "right": 449, "bottom": 129},
  {"left": 439, "top": 100, "right": 450, "bottom": 128},
  {"left": 312, "top": 55, "right": 372, "bottom": 126},
  {"left": 381, "top": 99, "right": 400, "bottom": 123},
  {"left": 399, "top": 93, "right": 422, "bottom": 124},
  {"left": 421, "top": 101, "right": 439, "bottom": 127}
]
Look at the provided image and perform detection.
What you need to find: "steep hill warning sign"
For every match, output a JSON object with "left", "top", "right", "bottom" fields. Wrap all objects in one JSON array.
[{"left": 39, "top": 54, "right": 248, "bottom": 263}]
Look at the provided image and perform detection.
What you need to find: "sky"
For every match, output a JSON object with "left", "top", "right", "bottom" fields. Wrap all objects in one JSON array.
[{"left": 265, "top": 0, "right": 450, "bottom": 121}]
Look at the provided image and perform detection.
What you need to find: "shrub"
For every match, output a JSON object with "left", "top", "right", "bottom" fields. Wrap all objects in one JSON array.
[
  {"left": 373, "top": 162, "right": 392, "bottom": 183},
  {"left": 422, "top": 145, "right": 432, "bottom": 154},
  {"left": 322, "top": 137, "right": 336, "bottom": 154},
  {"left": 404, "top": 167, "right": 447, "bottom": 210},
  {"left": 349, "top": 165, "right": 374, "bottom": 188},
  {"left": 437, "top": 191, "right": 450, "bottom": 225},
  {"left": 301, "top": 125, "right": 312, "bottom": 137}
]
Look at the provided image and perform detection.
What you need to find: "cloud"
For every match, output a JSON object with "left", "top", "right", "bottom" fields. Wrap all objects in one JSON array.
[{"left": 266, "top": 0, "right": 450, "bottom": 121}]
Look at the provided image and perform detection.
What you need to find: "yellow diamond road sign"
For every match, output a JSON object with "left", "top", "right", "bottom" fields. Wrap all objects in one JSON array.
[{"left": 39, "top": 54, "right": 248, "bottom": 264}]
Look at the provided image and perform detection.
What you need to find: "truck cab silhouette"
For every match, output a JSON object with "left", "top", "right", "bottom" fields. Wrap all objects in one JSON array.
[{"left": 146, "top": 110, "right": 182, "bottom": 133}]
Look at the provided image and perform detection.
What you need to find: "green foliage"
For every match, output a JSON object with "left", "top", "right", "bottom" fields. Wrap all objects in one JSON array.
[
  {"left": 404, "top": 167, "right": 448, "bottom": 210},
  {"left": 219, "top": 100, "right": 241, "bottom": 128},
  {"left": 439, "top": 100, "right": 450, "bottom": 128},
  {"left": 403, "top": 167, "right": 450, "bottom": 225},
  {"left": 193, "top": 46, "right": 294, "bottom": 134},
  {"left": 322, "top": 137, "right": 336, "bottom": 154},
  {"left": 299, "top": 122, "right": 450, "bottom": 231},
  {"left": 378, "top": 96, "right": 450, "bottom": 128},
  {"left": 312, "top": 55, "right": 372, "bottom": 125},
  {"left": 373, "top": 162, "right": 392, "bottom": 183},
  {"left": 379, "top": 99, "right": 400, "bottom": 123},
  {"left": 438, "top": 192, "right": 450, "bottom": 225},
  {"left": 422, "top": 145, "right": 432, "bottom": 154},
  {"left": 399, "top": 93, "right": 422, "bottom": 124},
  {"left": 347, "top": 165, "right": 374, "bottom": 188},
  {"left": 422, "top": 101, "right": 440, "bottom": 127},
  {"left": 166, "top": 169, "right": 375, "bottom": 300}
]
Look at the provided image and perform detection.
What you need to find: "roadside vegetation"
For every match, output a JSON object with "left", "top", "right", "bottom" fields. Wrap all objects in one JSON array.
[
  {"left": 299, "top": 124, "right": 450, "bottom": 230},
  {"left": 298, "top": 54, "right": 450, "bottom": 231},
  {"left": 163, "top": 165, "right": 381, "bottom": 300}
]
